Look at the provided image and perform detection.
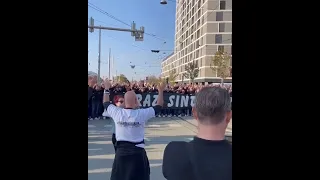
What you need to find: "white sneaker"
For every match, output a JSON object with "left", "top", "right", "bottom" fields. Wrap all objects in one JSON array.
[
  {"left": 94, "top": 117, "right": 99, "bottom": 120},
  {"left": 168, "top": 115, "right": 172, "bottom": 117},
  {"left": 89, "top": 118, "right": 94, "bottom": 121},
  {"left": 178, "top": 115, "right": 182, "bottom": 117}
]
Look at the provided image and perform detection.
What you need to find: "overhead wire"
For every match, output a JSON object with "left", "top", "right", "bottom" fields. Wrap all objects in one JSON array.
[
  {"left": 88, "top": 2, "right": 168, "bottom": 42},
  {"left": 88, "top": 1, "right": 232, "bottom": 61}
]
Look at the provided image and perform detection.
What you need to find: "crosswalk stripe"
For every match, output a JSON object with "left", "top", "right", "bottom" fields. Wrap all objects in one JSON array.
[
  {"left": 147, "top": 124, "right": 161, "bottom": 127},
  {"left": 168, "top": 124, "right": 182, "bottom": 127},
  {"left": 88, "top": 125, "right": 96, "bottom": 128}
]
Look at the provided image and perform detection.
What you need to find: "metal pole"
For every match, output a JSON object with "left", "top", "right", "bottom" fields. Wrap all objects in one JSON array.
[
  {"left": 108, "top": 48, "right": 111, "bottom": 79},
  {"left": 98, "top": 27, "right": 101, "bottom": 84},
  {"left": 88, "top": 25, "right": 144, "bottom": 33},
  {"left": 112, "top": 56, "right": 115, "bottom": 78}
]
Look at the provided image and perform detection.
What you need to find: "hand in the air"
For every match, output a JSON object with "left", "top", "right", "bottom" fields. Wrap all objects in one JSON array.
[
  {"left": 158, "top": 82, "right": 166, "bottom": 92},
  {"left": 104, "top": 78, "right": 111, "bottom": 89}
]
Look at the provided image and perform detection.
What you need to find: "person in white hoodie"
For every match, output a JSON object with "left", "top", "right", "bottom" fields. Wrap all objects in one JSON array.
[
  {"left": 103, "top": 95, "right": 125, "bottom": 151},
  {"left": 103, "top": 78, "right": 165, "bottom": 180}
]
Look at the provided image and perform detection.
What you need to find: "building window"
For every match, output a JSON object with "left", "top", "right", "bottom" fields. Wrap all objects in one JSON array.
[
  {"left": 220, "top": 0, "right": 226, "bottom": 10},
  {"left": 216, "top": 12, "right": 223, "bottom": 21},
  {"left": 215, "top": 34, "right": 222, "bottom": 44},
  {"left": 218, "top": 45, "right": 224, "bottom": 52},
  {"left": 219, "top": 23, "right": 225, "bottom": 32}
]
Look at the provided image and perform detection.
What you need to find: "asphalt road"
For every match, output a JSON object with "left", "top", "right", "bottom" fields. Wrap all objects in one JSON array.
[{"left": 88, "top": 117, "right": 232, "bottom": 180}]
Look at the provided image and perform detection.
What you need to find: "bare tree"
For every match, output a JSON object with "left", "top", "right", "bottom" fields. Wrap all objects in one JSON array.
[
  {"left": 211, "top": 51, "right": 231, "bottom": 85},
  {"left": 183, "top": 61, "right": 199, "bottom": 83},
  {"left": 146, "top": 75, "right": 161, "bottom": 85},
  {"left": 168, "top": 68, "right": 179, "bottom": 85}
]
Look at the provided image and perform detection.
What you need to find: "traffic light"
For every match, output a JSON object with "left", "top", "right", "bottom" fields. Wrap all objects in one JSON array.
[
  {"left": 89, "top": 17, "right": 94, "bottom": 33},
  {"left": 151, "top": 50, "right": 160, "bottom": 53}
]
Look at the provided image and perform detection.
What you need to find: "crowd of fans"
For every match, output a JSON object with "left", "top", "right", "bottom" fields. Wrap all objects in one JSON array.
[{"left": 88, "top": 78, "right": 232, "bottom": 120}]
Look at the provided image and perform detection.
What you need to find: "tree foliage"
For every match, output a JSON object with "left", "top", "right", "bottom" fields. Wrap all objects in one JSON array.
[
  {"left": 168, "top": 68, "right": 179, "bottom": 85},
  {"left": 211, "top": 51, "right": 231, "bottom": 84},
  {"left": 146, "top": 75, "right": 161, "bottom": 85},
  {"left": 183, "top": 61, "right": 199, "bottom": 83},
  {"left": 115, "top": 74, "right": 129, "bottom": 83}
]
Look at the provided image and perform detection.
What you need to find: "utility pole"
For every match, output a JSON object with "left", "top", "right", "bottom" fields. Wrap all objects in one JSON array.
[
  {"left": 98, "top": 26, "right": 101, "bottom": 84},
  {"left": 108, "top": 48, "right": 111, "bottom": 79},
  {"left": 112, "top": 56, "right": 115, "bottom": 77}
]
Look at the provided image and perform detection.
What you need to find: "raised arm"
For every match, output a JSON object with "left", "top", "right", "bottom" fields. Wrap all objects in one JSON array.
[
  {"left": 103, "top": 79, "right": 119, "bottom": 118},
  {"left": 103, "top": 79, "right": 111, "bottom": 104},
  {"left": 156, "top": 82, "right": 165, "bottom": 107},
  {"left": 140, "top": 82, "right": 166, "bottom": 120}
]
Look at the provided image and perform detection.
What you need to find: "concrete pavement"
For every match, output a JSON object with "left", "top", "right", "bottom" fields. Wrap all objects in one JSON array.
[{"left": 88, "top": 116, "right": 232, "bottom": 180}]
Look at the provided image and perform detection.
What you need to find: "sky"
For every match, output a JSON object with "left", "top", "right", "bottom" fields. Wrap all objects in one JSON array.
[{"left": 88, "top": 0, "right": 176, "bottom": 81}]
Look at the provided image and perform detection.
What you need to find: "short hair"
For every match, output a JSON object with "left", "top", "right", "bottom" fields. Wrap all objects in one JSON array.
[{"left": 194, "top": 87, "right": 231, "bottom": 124}]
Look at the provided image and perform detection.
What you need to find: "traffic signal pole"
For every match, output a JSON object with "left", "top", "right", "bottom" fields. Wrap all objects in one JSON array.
[
  {"left": 88, "top": 17, "right": 145, "bottom": 82},
  {"left": 88, "top": 25, "right": 144, "bottom": 34}
]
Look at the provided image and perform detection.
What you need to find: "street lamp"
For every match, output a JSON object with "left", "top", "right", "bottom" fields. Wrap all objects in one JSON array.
[{"left": 160, "top": 0, "right": 167, "bottom": 5}]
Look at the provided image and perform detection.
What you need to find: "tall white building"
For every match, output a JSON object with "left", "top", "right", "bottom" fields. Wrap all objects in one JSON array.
[{"left": 161, "top": 0, "right": 232, "bottom": 83}]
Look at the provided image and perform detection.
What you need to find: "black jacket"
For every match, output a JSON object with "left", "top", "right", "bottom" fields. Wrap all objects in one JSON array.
[
  {"left": 88, "top": 86, "right": 94, "bottom": 101},
  {"left": 92, "top": 89, "right": 103, "bottom": 102}
]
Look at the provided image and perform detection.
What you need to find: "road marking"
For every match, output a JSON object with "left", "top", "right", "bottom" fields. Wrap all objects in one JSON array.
[
  {"left": 88, "top": 154, "right": 115, "bottom": 159},
  {"left": 88, "top": 148, "right": 103, "bottom": 151},
  {"left": 150, "top": 163, "right": 162, "bottom": 167},
  {"left": 104, "top": 125, "right": 112, "bottom": 127},
  {"left": 88, "top": 135, "right": 109, "bottom": 138},
  {"left": 168, "top": 124, "right": 182, "bottom": 127},
  {"left": 88, "top": 125, "right": 96, "bottom": 128},
  {"left": 145, "top": 138, "right": 151, "bottom": 141},
  {"left": 88, "top": 141, "right": 113, "bottom": 144},
  {"left": 147, "top": 124, "right": 161, "bottom": 127},
  {"left": 88, "top": 168, "right": 112, "bottom": 173}
]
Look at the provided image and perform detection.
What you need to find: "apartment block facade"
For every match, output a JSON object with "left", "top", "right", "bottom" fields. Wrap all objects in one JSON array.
[{"left": 161, "top": 0, "right": 232, "bottom": 83}]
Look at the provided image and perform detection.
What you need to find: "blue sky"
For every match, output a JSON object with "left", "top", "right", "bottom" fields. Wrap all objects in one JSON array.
[{"left": 88, "top": 0, "right": 176, "bottom": 81}]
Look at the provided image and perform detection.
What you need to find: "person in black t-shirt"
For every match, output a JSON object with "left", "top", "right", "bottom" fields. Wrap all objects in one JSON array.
[{"left": 162, "top": 87, "right": 232, "bottom": 180}]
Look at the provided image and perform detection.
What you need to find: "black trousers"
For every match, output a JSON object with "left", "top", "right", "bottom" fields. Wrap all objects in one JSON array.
[
  {"left": 111, "top": 141, "right": 150, "bottom": 180},
  {"left": 112, "top": 133, "right": 117, "bottom": 151}
]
